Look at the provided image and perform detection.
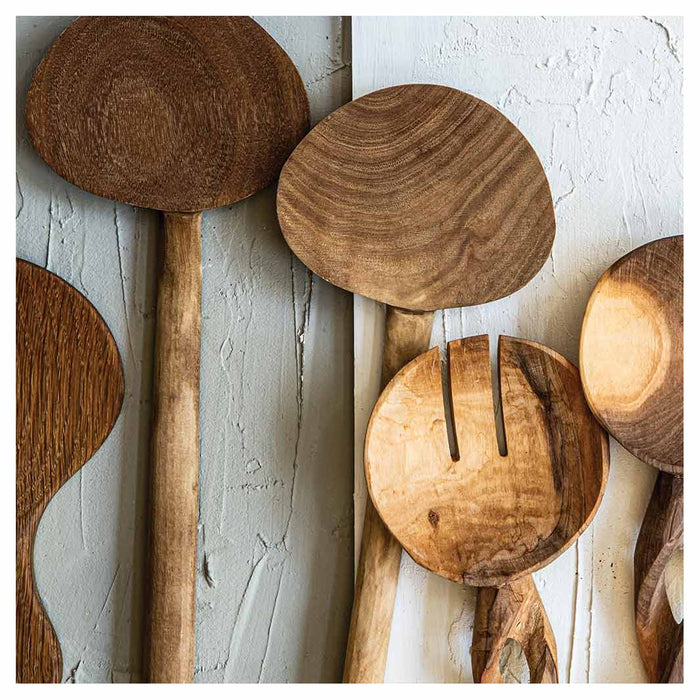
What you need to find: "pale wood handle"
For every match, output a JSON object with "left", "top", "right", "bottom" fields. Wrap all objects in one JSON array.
[
  {"left": 472, "top": 575, "right": 558, "bottom": 683},
  {"left": 145, "top": 211, "right": 202, "bottom": 683},
  {"left": 635, "top": 472, "right": 683, "bottom": 683},
  {"left": 344, "top": 306, "right": 434, "bottom": 683}
]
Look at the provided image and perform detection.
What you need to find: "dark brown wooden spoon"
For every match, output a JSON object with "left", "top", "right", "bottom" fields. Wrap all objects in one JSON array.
[
  {"left": 277, "top": 84, "right": 556, "bottom": 682},
  {"left": 17, "top": 259, "right": 124, "bottom": 683},
  {"left": 580, "top": 235, "right": 683, "bottom": 682},
  {"left": 365, "top": 335, "right": 609, "bottom": 683},
  {"left": 26, "top": 16, "right": 309, "bottom": 682}
]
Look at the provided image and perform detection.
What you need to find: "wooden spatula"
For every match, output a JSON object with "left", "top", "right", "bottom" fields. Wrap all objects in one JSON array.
[
  {"left": 365, "top": 335, "right": 609, "bottom": 682},
  {"left": 277, "top": 83, "right": 556, "bottom": 682},
  {"left": 26, "top": 17, "right": 309, "bottom": 682},
  {"left": 580, "top": 235, "right": 683, "bottom": 682},
  {"left": 17, "top": 259, "right": 124, "bottom": 683}
]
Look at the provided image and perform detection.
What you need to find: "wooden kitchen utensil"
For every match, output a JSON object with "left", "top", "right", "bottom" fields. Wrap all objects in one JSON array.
[
  {"left": 365, "top": 335, "right": 609, "bottom": 682},
  {"left": 26, "top": 16, "right": 309, "bottom": 683},
  {"left": 17, "top": 259, "right": 124, "bottom": 683},
  {"left": 277, "top": 83, "right": 556, "bottom": 682},
  {"left": 580, "top": 235, "right": 683, "bottom": 683}
]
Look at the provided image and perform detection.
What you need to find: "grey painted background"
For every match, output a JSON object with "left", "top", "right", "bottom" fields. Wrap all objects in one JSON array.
[{"left": 17, "top": 16, "right": 353, "bottom": 683}]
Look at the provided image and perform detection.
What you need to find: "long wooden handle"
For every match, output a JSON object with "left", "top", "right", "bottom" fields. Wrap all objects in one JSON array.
[
  {"left": 145, "top": 211, "right": 202, "bottom": 683},
  {"left": 344, "top": 306, "right": 435, "bottom": 683},
  {"left": 635, "top": 472, "right": 683, "bottom": 683},
  {"left": 472, "top": 575, "right": 558, "bottom": 683}
]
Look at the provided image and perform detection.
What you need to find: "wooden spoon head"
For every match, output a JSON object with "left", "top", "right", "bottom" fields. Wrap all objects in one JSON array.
[
  {"left": 16, "top": 259, "right": 124, "bottom": 682},
  {"left": 365, "top": 335, "right": 608, "bottom": 586},
  {"left": 277, "top": 84, "right": 555, "bottom": 311},
  {"left": 26, "top": 16, "right": 310, "bottom": 212},
  {"left": 580, "top": 236, "right": 683, "bottom": 473}
]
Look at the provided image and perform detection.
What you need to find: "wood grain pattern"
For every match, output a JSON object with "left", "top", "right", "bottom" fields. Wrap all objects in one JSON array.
[
  {"left": 634, "top": 473, "right": 683, "bottom": 683},
  {"left": 17, "top": 259, "right": 124, "bottom": 683},
  {"left": 472, "top": 576, "right": 558, "bottom": 683},
  {"left": 366, "top": 335, "right": 609, "bottom": 587},
  {"left": 343, "top": 307, "right": 434, "bottom": 683},
  {"left": 26, "top": 16, "right": 310, "bottom": 212},
  {"left": 26, "top": 16, "right": 310, "bottom": 682},
  {"left": 580, "top": 235, "right": 683, "bottom": 473},
  {"left": 277, "top": 84, "right": 555, "bottom": 311}
]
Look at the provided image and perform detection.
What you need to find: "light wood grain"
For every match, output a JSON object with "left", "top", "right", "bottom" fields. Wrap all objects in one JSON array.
[
  {"left": 366, "top": 335, "right": 609, "bottom": 587},
  {"left": 16, "top": 259, "right": 124, "bottom": 683},
  {"left": 472, "top": 576, "right": 558, "bottom": 683},
  {"left": 26, "top": 16, "right": 310, "bottom": 682},
  {"left": 277, "top": 84, "right": 555, "bottom": 312},
  {"left": 343, "top": 308, "right": 434, "bottom": 683},
  {"left": 580, "top": 235, "right": 683, "bottom": 474}
]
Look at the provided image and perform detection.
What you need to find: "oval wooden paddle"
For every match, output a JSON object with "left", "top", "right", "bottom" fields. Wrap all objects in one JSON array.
[
  {"left": 17, "top": 259, "right": 124, "bottom": 683},
  {"left": 580, "top": 235, "right": 683, "bottom": 683},
  {"left": 26, "top": 16, "right": 309, "bottom": 683},
  {"left": 277, "top": 83, "right": 556, "bottom": 682},
  {"left": 365, "top": 335, "right": 609, "bottom": 682}
]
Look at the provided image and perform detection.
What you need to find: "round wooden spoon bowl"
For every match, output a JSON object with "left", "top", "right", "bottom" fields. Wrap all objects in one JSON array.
[{"left": 366, "top": 335, "right": 609, "bottom": 587}]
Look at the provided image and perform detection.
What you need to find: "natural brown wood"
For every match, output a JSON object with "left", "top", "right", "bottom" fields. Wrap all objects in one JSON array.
[
  {"left": 472, "top": 576, "right": 558, "bottom": 683},
  {"left": 580, "top": 235, "right": 683, "bottom": 474},
  {"left": 278, "top": 84, "right": 556, "bottom": 683},
  {"left": 17, "top": 259, "right": 124, "bottom": 683},
  {"left": 145, "top": 212, "right": 201, "bottom": 682},
  {"left": 277, "top": 83, "right": 555, "bottom": 311},
  {"left": 580, "top": 235, "right": 683, "bottom": 682},
  {"left": 27, "top": 16, "right": 310, "bottom": 682},
  {"left": 343, "top": 307, "right": 434, "bottom": 683},
  {"left": 634, "top": 473, "right": 683, "bottom": 683},
  {"left": 366, "top": 335, "right": 609, "bottom": 586},
  {"left": 26, "top": 16, "right": 310, "bottom": 213}
]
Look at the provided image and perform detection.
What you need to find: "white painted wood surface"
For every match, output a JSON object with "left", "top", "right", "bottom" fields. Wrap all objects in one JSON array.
[{"left": 352, "top": 16, "right": 683, "bottom": 683}]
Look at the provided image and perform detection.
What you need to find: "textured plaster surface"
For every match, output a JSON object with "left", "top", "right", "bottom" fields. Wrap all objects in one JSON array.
[
  {"left": 17, "top": 16, "right": 353, "bottom": 683},
  {"left": 352, "top": 16, "right": 682, "bottom": 683}
]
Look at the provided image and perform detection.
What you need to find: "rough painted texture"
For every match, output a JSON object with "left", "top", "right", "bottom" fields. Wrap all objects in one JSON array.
[
  {"left": 17, "top": 16, "right": 353, "bottom": 683},
  {"left": 352, "top": 16, "right": 682, "bottom": 683}
]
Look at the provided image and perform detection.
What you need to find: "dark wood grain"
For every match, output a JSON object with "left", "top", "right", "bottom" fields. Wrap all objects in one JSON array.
[
  {"left": 580, "top": 235, "right": 683, "bottom": 473},
  {"left": 17, "top": 259, "right": 124, "bottom": 683},
  {"left": 26, "top": 16, "right": 310, "bottom": 212},
  {"left": 366, "top": 335, "right": 609, "bottom": 586},
  {"left": 277, "top": 84, "right": 555, "bottom": 311}
]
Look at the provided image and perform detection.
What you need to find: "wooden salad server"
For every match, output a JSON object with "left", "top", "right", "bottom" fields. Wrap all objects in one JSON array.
[
  {"left": 26, "top": 17, "right": 309, "bottom": 682},
  {"left": 365, "top": 335, "right": 609, "bottom": 683},
  {"left": 580, "top": 235, "right": 683, "bottom": 682},
  {"left": 277, "top": 83, "right": 556, "bottom": 683},
  {"left": 17, "top": 259, "right": 124, "bottom": 682}
]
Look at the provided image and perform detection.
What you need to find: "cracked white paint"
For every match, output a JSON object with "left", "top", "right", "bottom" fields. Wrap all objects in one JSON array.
[
  {"left": 17, "top": 16, "right": 353, "bottom": 682},
  {"left": 352, "top": 16, "right": 682, "bottom": 683}
]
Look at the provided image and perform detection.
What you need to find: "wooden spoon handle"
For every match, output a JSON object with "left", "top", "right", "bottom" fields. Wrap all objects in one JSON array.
[
  {"left": 472, "top": 575, "right": 558, "bottom": 683},
  {"left": 145, "top": 211, "right": 202, "bottom": 683},
  {"left": 635, "top": 471, "right": 683, "bottom": 683},
  {"left": 344, "top": 307, "right": 435, "bottom": 683}
]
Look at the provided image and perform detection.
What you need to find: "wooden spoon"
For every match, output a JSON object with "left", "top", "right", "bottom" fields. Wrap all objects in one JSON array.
[
  {"left": 365, "top": 335, "right": 609, "bottom": 682},
  {"left": 580, "top": 235, "right": 683, "bottom": 682},
  {"left": 26, "top": 16, "right": 309, "bottom": 683},
  {"left": 277, "top": 83, "right": 556, "bottom": 682},
  {"left": 17, "top": 259, "right": 124, "bottom": 683}
]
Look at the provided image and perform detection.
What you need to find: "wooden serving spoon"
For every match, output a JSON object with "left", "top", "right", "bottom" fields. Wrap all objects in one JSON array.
[
  {"left": 277, "top": 83, "right": 556, "bottom": 682},
  {"left": 365, "top": 335, "right": 609, "bottom": 683},
  {"left": 580, "top": 235, "right": 683, "bottom": 682},
  {"left": 17, "top": 259, "right": 124, "bottom": 683},
  {"left": 26, "top": 16, "right": 309, "bottom": 683}
]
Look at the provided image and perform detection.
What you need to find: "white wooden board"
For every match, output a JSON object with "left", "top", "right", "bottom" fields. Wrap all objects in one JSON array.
[{"left": 352, "top": 15, "right": 683, "bottom": 683}]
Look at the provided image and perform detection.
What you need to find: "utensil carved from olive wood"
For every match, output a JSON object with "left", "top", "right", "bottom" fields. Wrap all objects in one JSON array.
[
  {"left": 277, "top": 83, "right": 556, "bottom": 683},
  {"left": 17, "top": 260, "right": 124, "bottom": 683},
  {"left": 580, "top": 235, "right": 683, "bottom": 683},
  {"left": 365, "top": 335, "right": 609, "bottom": 682},
  {"left": 27, "top": 16, "right": 309, "bottom": 682}
]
